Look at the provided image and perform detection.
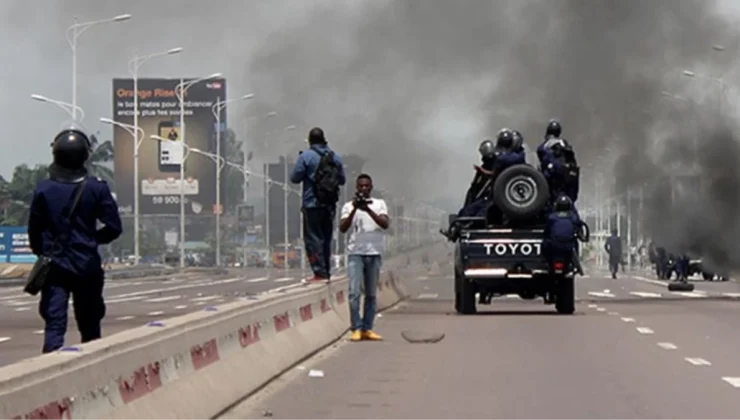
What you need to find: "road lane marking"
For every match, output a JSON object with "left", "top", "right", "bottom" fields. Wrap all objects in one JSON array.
[
  {"left": 636, "top": 327, "right": 654, "bottom": 334},
  {"left": 416, "top": 276, "right": 429, "bottom": 281},
  {"left": 147, "top": 311, "right": 165, "bottom": 316},
  {"left": 657, "top": 342, "right": 678, "bottom": 350},
  {"left": 633, "top": 276, "right": 669, "bottom": 287},
  {"left": 106, "top": 276, "right": 245, "bottom": 300},
  {"left": 0, "top": 337, "right": 10, "bottom": 343},
  {"left": 670, "top": 292, "right": 707, "bottom": 298},
  {"left": 174, "top": 305, "right": 188, "bottom": 309},
  {"left": 587, "top": 304, "right": 598, "bottom": 308},
  {"left": 273, "top": 277, "right": 295, "bottom": 283},
  {"left": 106, "top": 296, "right": 147, "bottom": 304},
  {"left": 115, "top": 316, "right": 135, "bottom": 321},
  {"left": 247, "top": 277, "right": 269, "bottom": 283},
  {"left": 596, "top": 307, "right": 606, "bottom": 312},
  {"left": 685, "top": 357, "right": 711, "bottom": 366},
  {"left": 588, "top": 291, "right": 616, "bottom": 298},
  {"left": 722, "top": 293, "right": 740, "bottom": 298},
  {"left": 607, "top": 311, "right": 620, "bottom": 315},
  {"left": 190, "top": 296, "right": 220, "bottom": 302},
  {"left": 33, "top": 330, "right": 44, "bottom": 335},
  {"left": 14, "top": 307, "right": 30, "bottom": 312},
  {"left": 144, "top": 295, "right": 182, "bottom": 303},
  {"left": 417, "top": 293, "right": 439, "bottom": 299},
  {"left": 630, "top": 291, "right": 662, "bottom": 298},
  {"left": 621, "top": 317, "right": 636, "bottom": 323},
  {"left": 721, "top": 377, "right": 740, "bottom": 387}
]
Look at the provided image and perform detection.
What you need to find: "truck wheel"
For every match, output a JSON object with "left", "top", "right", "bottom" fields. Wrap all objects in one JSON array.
[
  {"left": 555, "top": 277, "right": 575, "bottom": 314},
  {"left": 456, "top": 275, "right": 477, "bottom": 314},
  {"left": 493, "top": 165, "right": 550, "bottom": 220}
]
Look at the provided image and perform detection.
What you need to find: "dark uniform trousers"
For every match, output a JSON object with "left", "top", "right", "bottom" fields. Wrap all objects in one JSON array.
[
  {"left": 303, "top": 206, "right": 335, "bottom": 279},
  {"left": 40, "top": 265, "right": 106, "bottom": 353}
]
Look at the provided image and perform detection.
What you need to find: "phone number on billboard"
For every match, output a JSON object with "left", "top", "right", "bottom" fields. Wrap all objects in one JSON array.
[{"left": 152, "top": 195, "right": 181, "bottom": 205}]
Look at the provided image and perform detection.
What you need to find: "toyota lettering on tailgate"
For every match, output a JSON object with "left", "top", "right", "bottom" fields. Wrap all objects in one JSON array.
[{"left": 483, "top": 242, "right": 542, "bottom": 256}]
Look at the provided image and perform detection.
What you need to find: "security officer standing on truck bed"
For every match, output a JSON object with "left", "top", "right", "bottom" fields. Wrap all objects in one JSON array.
[{"left": 28, "top": 126, "right": 123, "bottom": 353}]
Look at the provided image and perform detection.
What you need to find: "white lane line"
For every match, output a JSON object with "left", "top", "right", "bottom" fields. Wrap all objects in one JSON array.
[
  {"left": 685, "top": 357, "right": 712, "bottom": 366},
  {"left": 588, "top": 291, "right": 616, "bottom": 298},
  {"left": 670, "top": 291, "right": 707, "bottom": 298},
  {"left": 246, "top": 277, "right": 269, "bottom": 283},
  {"left": 190, "top": 296, "right": 220, "bottom": 302},
  {"left": 607, "top": 311, "right": 620, "bottom": 316},
  {"left": 0, "top": 294, "right": 30, "bottom": 302},
  {"left": 33, "top": 330, "right": 44, "bottom": 335},
  {"left": 144, "top": 295, "right": 182, "bottom": 303},
  {"left": 630, "top": 291, "right": 662, "bottom": 298},
  {"left": 417, "top": 293, "right": 439, "bottom": 299},
  {"left": 722, "top": 293, "right": 740, "bottom": 298},
  {"left": 115, "top": 316, "right": 135, "bottom": 321},
  {"left": 596, "top": 307, "right": 607, "bottom": 312},
  {"left": 14, "top": 307, "right": 30, "bottom": 312},
  {"left": 4, "top": 300, "right": 34, "bottom": 307},
  {"left": 416, "top": 276, "right": 429, "bottom": 281},
  {"left": 636, "top": 327, "right": 654, "bottom": 334},
  {"left": 106, "top": 296, "right": 147, "bottom": 304},
  {"left": 106, "top": 276, "right": 245, "bottom": 300},
  {"left": 721, "top": 377, "right": 740, "bottom": 387},
  {"left": 174, "top": 305, "right": 188, "bottom": 310},
  {"left": 621, "top": 317, "right": 636, "bottom": 323},
  {"left": 273, "top": 277, "right": 295, "bottom": 283},
  {"left": 0, "top": 337, "right": 10, "bottom": 343},
  {"left": 587, "top": 304, "right": 598, "bottom": 308},
  {"left": 147, "top": 311, "right": 165, "bottom": 316},
  {"left": 657, "top": 342, "right": 678, "bottom": 350}
]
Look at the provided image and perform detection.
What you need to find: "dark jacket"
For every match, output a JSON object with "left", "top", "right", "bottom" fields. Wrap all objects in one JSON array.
[
  {"left": 290, "top": 144, "right": 346, "bottom": 208},
  {"left": 604, "top": 235, "right": 623, "bottom": 260},
  {"left": 28, "top": 172, "right": 122, "bottom": 278},
  {"left": 544, "top": 210, "right": 580, "bottom": 250}
]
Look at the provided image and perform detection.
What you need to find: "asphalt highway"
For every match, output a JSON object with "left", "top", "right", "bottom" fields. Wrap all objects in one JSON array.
[
  {"left": 224, "top": 262, "right": 740, "bottom": 419},
  {"left": 0, "top": 266, "right": 327, "bottom": 367}
]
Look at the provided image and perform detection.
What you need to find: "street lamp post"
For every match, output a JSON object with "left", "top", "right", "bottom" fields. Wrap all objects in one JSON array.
[
  {"left": 211, "top": 94, "right": 255, "bottom": 267},
  {"left": 281, "top": 125, "right": 297, "bottom": 274},
  {"left": 188, "top": 148, "right": 227, "bottom": 265},
  {"left": 149, "top": 134, "right": 193, "bottom": 268},
  {"left": 173, "top": 73, "right": 222, "bottom": 268},
  {"left": 127, "top": 47, "right": 183, "bottom": 266},
  {"left": 67, "top": 14, "right": 131, "bottom": 121},
  {"left": 31, "top": 94, "right": 86, "bottom": 122}
]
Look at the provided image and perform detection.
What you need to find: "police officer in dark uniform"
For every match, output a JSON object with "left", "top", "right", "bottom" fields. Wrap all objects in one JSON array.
[
  {"left": 543, "top": 195, "right": 584, "bottom": 275},
  {"left": 604, "top": 228, "right": 623, "bottom": 279},
  {"left": 28, "top": 126, "right": 123, "bottom": 353},
  {"left": 537, "top": 119, "right": 580, "bottom": 206},
  {"left": 675, "top": 253, "right": 691, "bottom": 282}
]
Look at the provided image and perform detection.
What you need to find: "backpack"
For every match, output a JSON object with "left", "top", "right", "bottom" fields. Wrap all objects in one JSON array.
[{"left": 312, "top": 148, "right": 341, "bottom": 206}]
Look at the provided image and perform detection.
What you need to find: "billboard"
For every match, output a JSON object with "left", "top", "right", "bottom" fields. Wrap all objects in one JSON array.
[
  {"left": 112, "top": 78, "right": 227, "bottom": 216},
  {"left": 0, "top": 226, "right": 36, "bottom": 263}
]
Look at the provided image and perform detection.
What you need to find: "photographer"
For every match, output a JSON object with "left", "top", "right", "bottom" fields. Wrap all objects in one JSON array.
[{"left": 339, "top": 173, "right": 390, "bottom": 342}]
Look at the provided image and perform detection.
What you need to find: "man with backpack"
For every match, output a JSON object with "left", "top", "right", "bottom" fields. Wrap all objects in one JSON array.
[{"left": 290, "top": 127, "right": 346, "bottom": 282}]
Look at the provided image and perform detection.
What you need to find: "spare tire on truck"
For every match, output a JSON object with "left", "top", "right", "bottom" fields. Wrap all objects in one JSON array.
[{"left": 493, "top": 164, "right": 550, "bottom": 220}]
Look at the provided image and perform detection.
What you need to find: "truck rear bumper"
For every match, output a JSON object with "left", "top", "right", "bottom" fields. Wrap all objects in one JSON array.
[{"left": 463, "top": 268, "right": 549, "bottom": 279}]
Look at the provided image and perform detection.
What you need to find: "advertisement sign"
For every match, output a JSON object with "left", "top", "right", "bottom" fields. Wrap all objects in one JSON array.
[
  {"left": 112, "top": 78, "right": 227, "bottom": 215},
  {"left": 0, "top": 226, "right": 36, "bottom": 263}
]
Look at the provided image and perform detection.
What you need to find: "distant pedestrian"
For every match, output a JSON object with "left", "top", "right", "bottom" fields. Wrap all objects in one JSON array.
[
  {"left": 28, "top": 126, "right": 123, "bottom": 353},
  {"left": 339, "top": 173, "right": 390, "bottom": 341},
  {"left": 604, "top": 228, "right": 622, "bottom": 279},
  {"left": 290, "top": 127, "right": 346, "bottom": 282}
]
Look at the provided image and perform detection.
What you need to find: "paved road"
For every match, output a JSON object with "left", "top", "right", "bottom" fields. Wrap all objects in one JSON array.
[
  {"left": 0, "top": 266, "right": 328, "bottom": 366},
  {"left": 224, "top": 263, "right": 740, "bottom": 419}
]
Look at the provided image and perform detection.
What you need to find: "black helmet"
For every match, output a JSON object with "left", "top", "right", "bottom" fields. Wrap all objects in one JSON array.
[
  {"left": 512, "top": 130, "right": 524, "bottom": 150},
  {"left": 51, "top": 127, "right": 91, "bottom": 170},
  {"left": 554, "top": 194, "right": 573, "bottom": 212},
  {"left": 479, "top": 139, "right": 495, "bottom": 159},
  {"left": 546, "top": 119, "right": 562, "bottom": 138},
  {"left": 495, "top": 128, "right": 514, "bottom": 149}
]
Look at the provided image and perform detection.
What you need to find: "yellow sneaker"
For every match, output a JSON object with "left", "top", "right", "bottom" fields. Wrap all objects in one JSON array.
[
  {"left": 350, "top": 330, "right": 363, "bottom": 341},
  {"left": 362, "top": 330, "right": 383, "bottom": 341}
]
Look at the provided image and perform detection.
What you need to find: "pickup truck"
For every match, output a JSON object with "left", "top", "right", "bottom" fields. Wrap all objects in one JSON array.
[{"left": 447, "top": 164, "right": 585, "bottom": 315}]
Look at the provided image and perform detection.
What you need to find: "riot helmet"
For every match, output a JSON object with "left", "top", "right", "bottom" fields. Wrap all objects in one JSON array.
[
  {"left": 512, "top": 130, "right": 524, "bottom": 150},
  {"left": 545, "top": 119, "right": 562, "bottom": 138},
  {"left": 51, "top": 126, "right": 91, "bottom": 170},
  {"left": 478, "top": 139, "right": 496, "bottom": 160},
  {"left": 495, "top": 128, "right": 514, "bottom": 149},
  {"left": 554, "top": 194, "right": 573, "bottom": 212}
]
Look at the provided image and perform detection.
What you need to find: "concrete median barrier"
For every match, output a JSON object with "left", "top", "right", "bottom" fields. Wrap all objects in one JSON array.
[{"left": 0, "top": 244, "right": 444, "bottom": 419}]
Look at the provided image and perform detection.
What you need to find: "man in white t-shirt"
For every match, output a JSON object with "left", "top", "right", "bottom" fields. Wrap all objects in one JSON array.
[{"left": 339, "top": 173, "right": 390, "bottom": 342}]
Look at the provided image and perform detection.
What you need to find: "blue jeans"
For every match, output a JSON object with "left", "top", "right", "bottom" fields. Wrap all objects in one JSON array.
[{"left": 347, "top": 254, "right": 382, "bottom": 331}]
